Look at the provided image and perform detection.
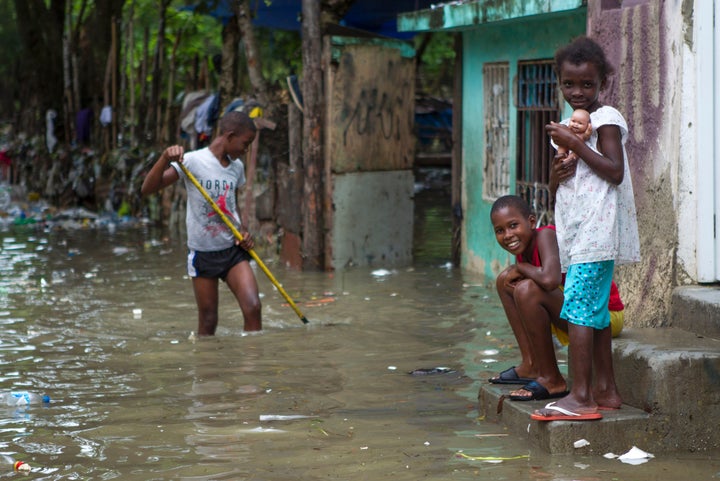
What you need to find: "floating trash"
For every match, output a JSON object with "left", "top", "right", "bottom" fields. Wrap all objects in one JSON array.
[
  {"left": 455, "top": 452, "right": 529, "bottom": 462},
  {"left": 409, "top": 367, "right": 456, "bottom": 376},
  {"left": 238, "top": 427, "right": 286, "bottom": 433},
  {"left": 604, "top": 446, "right": 655, "bottom": 465},
  {"left": 259, "top": 414, "right": 316, "bottom": 421},
  {"left": 574, "top": 439, "right": 590, "bottom": 448}
]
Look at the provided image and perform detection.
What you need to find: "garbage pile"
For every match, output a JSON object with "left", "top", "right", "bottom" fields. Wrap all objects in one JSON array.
[{"left": 0, "top": 183, "right": 145, "bottom": 231}]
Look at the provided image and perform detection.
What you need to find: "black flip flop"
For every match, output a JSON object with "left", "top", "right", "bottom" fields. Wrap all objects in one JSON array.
[
  {"left": 509, "top": 380, "right": 569, "bottom": 401},
  {"left": 488, "top": 366, "right": 535, "bottom": 385}
]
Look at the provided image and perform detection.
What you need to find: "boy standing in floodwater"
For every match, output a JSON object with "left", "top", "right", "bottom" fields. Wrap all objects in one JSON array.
[
  {"left": 533, "top": 36, "right": 640, "bottom": 421},
  {"left": 141, "top": 111, "right": 262, "bottom": 336}
]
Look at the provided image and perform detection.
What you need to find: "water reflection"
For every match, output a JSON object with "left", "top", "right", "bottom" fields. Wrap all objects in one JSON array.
[{"left": 0, "top": 223, "right": 717, "bottom": 480}]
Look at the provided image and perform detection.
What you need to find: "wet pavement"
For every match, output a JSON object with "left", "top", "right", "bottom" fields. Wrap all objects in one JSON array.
[{"left": 0, "top": 186, "right": 717, "bottom": 480}]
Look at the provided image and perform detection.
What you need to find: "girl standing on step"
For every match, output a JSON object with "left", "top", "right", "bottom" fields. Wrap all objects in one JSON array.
[{"left": 532, "top": 36, "right": 640, "bottom": 422}]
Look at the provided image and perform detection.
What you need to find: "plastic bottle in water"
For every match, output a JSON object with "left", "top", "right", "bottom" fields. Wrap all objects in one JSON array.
[
  {"left": 1, "top": 392, "right": 50, "bottom": 406},
  {"left": 0, "top": 454, "right": 31, "bottom": 472}
]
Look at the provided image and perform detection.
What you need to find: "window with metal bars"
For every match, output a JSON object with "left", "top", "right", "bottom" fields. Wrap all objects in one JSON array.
[
  {"left": 482, "top": 62, "right": 510, "bottom": 200},
  {"left": 516, "top": 60, "right": 561, "bottom": 225}
]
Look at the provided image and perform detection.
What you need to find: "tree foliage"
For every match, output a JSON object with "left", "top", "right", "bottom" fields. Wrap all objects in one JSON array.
[
  {"left": 4, "top": 0, "right": 304, "bottom": 149},
  {"left": 0, "top": 0, "right": 455, "bottom": 222}
]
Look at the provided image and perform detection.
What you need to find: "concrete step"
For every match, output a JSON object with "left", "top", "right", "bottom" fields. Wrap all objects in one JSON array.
[
  {"left": 478, "top": 384, "right": 650, "bottom": 455},
  {"left": 670, "top": 286, "right": 720, "bottom": 339},
  {"left": 478, "top": 326, "right": 720, "bottom": 453},
  {"left": 611, "top": 326, "right": 720, "bottom": 452}
]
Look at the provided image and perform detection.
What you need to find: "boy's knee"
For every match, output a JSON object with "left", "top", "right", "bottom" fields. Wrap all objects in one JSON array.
[
  {"left": 513, "top": 278, "right": 541, "bottom": 299},
  {"left": 496, "top": 270, "right": 510, "bottom": 291},
  {"left": 242, "top": 295, "right": 262, "bottom": 315}
]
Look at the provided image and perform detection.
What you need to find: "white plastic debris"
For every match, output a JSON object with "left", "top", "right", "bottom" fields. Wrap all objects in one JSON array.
[
  {"left": 619, "top": 446, "right": 654, "bottom": 465},
  {"left": 371, "top": 269, "right": 392, "bottom": 277},
  {"left": 604, "top": 446, "right": 655, "bottom": 465},
  {"left": 387, "top": 366, "right": 397, "bottom": 370},
  {"left": 574, "top": 439, "right": 590, "bottom": 448},
  {"left": 259, "top": 414, "right": 315, "bottom": 421},
  {"left": 238, "top": 427, "right": 286, "bottom": 433}
]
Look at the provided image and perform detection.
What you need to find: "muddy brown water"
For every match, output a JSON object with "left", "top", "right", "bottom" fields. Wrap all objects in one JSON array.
[{"left": 0, "top": 203, "right": 718, "bottom": 479}]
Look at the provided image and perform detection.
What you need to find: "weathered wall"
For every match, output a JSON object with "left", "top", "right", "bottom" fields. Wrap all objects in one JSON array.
[
  {"left": 330, "top": 170, "right": 414, "bottom": 269},
  {"left": 461, "top": 11, "right": 586, "bottom": 280},
  {"left": 325, "top": 40, "right": 416, "bottom": 269},
  {"left": 327, "top": 44, "right": 415, "bottom": 173},
  {"left": 587, "top": 0, "right": 688, "bottom": 326}
]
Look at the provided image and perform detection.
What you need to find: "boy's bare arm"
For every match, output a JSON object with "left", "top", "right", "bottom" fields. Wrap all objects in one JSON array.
[
  {"left": 141, "top": 145, "right": 183, "bottom": 196},
  {"left": 514, "top": 229, "right": 562, "bottom": 291}
]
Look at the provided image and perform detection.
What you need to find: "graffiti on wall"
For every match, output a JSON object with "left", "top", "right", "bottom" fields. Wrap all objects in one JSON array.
[{"left": 329, "top": 44, "right": 415, "bottom": 173}]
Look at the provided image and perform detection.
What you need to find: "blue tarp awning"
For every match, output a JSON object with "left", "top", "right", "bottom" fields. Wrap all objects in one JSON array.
[{"left": 189, "top": 0, "right": 438, "bottom": 38}]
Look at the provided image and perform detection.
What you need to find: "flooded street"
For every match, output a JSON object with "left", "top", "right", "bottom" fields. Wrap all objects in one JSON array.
[{"left": 0, "top": 190, "right": 718, "bottom": 480}]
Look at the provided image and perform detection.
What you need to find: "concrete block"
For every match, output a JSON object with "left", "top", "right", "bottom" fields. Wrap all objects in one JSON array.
[
  {"left": 478, "top": 326, "right": 720, "bottom": 454},
  {"left": 612, "top": 327, "right": 720, "bottom": 452},
  {"left": 670, "top": 286, "right": 720, "bottom": 340},
  {"left": 478, "top": 384, "right": 651, "bottom": 455},
  {"left": 330, "top": 170, "right": 414, "bottom": 269}
]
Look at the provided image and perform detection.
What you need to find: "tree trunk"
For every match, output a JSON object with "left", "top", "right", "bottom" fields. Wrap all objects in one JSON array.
[
  {"left": 236, "top": 0, "right": 270, "bottom": 112},
  {"left": 13, "top": 0, "right": 66, "bottom": 134},
  {"left": 145, "top": 0, "right": 169, "bottom": 145},
  {"left": 218, "top": 14, "right": 240, "bottom": 115},
  {"left": 137, "top": 25, "right": 149, "bottom": 145},
  {"left": 301, "top": 0, "right": 324, "bottom": 270},
  {"left": 111, "top": 17, "right": 118, "bottom": 149},
  {"left": 161, "top": 30, "right": 182, "bottom": 144},
  {"left": 62, "top": 3, "right": 74, "bottom": 147},
  {"left": 124, "top": 0, "right": 136, "bottom": 148}
]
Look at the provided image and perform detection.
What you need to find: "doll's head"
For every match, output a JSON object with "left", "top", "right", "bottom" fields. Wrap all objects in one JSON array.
[{"left": 568, "top": 109, "right": 592, "bottom": 140}]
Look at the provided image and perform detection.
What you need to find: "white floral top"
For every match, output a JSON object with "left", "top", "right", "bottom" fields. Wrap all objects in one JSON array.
[{"left": 553, "top": 106, "right": 640, "bottom": 271}]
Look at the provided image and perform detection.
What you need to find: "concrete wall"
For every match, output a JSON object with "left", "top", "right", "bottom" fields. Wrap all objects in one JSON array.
[
  {"left": 325, "top": 40, "right": 416, "bottom": 269},
  {"left": 330, "top": 170, "right": 414, "bottom": 269},
  {"left": 587, "top": 0, "right": 693, "bottom": 326},
  {"left": 460, "top": 12, "right": 586, "bottom": 279}
]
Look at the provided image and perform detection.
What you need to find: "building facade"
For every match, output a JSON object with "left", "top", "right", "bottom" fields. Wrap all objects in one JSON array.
[{"left": 400, "top": 0, "right": 711, "bottom": 327}]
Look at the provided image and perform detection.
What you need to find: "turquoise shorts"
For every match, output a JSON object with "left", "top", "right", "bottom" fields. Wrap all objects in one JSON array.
[{"left": 561, "top": 260, "right": 614, "bottom": 330}]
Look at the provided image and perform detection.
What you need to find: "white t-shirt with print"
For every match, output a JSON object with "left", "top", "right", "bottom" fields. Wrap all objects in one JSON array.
[
  {"left": 171, "top": 147, "right": 246, "bottom": 252},
  {"left": 553, "top": 105, "right": 640, "bottom": 271}
]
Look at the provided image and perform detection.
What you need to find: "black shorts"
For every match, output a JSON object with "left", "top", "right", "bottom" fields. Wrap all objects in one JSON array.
[{"left": 187, "top": 245, "right": 252, "bottom": 281}]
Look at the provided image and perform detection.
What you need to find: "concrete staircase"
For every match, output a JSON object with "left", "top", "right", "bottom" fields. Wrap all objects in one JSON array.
[{"left": 477, "top": 286, "right": 720, "bottom": 454}]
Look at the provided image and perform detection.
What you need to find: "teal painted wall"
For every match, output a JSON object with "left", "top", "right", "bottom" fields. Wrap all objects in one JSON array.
[
  {"left": 461, "top": 10, "right": 586, "bottom": 280},
  {"left": 398, "top": 0, "right": 584, "bottom": 32}
]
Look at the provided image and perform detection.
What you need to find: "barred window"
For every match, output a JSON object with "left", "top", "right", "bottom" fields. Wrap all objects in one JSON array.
[
  {"left": 482, "top": 62, "right": 510, "bottom": 200},
  {"left": 516, "top": 60, "right": 561, "bottom": 225}
]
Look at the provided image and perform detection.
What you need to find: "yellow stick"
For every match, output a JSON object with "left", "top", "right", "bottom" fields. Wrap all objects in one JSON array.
[{"left": 178, "top": 162, "right": 309, "bottom": 324}]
